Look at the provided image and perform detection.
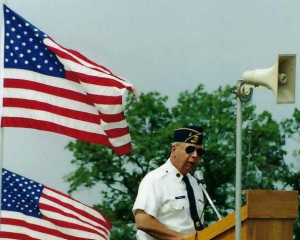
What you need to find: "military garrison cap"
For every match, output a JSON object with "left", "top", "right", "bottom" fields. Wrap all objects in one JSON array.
[{"left": 173, "top": 125, "right": 203, "bottom": 145}]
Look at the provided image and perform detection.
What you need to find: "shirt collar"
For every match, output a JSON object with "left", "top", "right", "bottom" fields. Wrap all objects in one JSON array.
[{"left": 165, "top": 159, "right": 184, "bottom": 182}]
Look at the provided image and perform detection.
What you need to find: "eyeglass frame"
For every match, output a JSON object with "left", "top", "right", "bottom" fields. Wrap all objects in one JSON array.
[{"left": 176, "top": 144, "right": 205, "bottom": 157}]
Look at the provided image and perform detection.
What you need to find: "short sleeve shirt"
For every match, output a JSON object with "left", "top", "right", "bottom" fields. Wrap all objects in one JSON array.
[{"left": 133, "top": 159, "right": 204, "bottom": 240}]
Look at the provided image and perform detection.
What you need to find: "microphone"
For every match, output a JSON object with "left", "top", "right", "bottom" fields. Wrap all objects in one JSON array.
[
  {"left": 194, "top": 170, "right": 206, "bottom": 188},
  {"left": 194, "top": 170, "right": 222, "bottom": 220}
]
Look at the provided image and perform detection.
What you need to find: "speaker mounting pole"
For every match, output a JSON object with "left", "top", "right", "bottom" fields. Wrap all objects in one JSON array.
[
  {"left": 233, "top": 54, "right": 296, "bottom": 240},
  {"left": 234, "top": 80, "right": 254, "bottom": 240}
]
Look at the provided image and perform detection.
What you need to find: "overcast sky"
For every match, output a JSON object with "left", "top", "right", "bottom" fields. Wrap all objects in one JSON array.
[{"left": 1, "top": 0, "right": 300, "bottom": 206}]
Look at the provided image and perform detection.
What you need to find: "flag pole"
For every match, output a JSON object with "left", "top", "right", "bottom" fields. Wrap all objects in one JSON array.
[{"left": 0, "top": 0, "right": 8, "bottom": 228}]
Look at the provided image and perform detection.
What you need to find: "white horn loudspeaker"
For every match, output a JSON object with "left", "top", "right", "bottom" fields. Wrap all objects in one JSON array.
[{"left": 242, "top": 54, "right": 296, "bottom": 103}]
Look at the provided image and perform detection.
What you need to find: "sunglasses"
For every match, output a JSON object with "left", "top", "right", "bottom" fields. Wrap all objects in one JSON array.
[{"left": 177, "top": 145, "right": 205, "bottom": 156}]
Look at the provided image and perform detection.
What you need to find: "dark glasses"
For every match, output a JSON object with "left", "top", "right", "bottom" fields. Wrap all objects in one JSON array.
[{"left": 177, "top": 145, "right": 205, "bottom": 156}]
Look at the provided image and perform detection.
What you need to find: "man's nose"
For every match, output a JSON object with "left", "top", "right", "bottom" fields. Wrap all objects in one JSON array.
[{"left": 191, "top": 149, "right": 198, "bottom": 157}]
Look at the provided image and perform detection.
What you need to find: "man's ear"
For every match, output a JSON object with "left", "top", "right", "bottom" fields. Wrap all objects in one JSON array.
[{"left": 171, "top": 144, "right": 177, "bottom": 153}]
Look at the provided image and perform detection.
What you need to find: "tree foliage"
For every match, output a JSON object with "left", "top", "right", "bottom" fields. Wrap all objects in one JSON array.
[
  {"left": 65, "top": 85, "right": 298, "bottom": 239},
  {"left": 281, "top": 108, "right": 300, "bottom": 240}
]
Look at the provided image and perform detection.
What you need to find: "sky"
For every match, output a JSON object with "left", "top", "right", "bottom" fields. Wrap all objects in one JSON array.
[{"left": 1, "top": 0, "right": 300, "bottom": 206}]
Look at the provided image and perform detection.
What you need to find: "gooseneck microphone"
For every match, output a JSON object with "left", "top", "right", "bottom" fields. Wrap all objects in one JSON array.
[
  {"left": 194, "top": 170, "right": 206, "bottom": 188},
  {"left": 194, "top": 170, "right": 222, "bottom": 220}
]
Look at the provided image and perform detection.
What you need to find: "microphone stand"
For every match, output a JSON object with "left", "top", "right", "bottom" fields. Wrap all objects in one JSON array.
[
  {"left": 198, "top": 184, "right": 222, "bottom": 221},
  {"left": 194, "top": 171, "right": 222, "bottom": 221}
]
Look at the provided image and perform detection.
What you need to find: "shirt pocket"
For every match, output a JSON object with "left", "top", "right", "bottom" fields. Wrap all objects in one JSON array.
[{"left": 171, "top": 198, "right": 189, "bottom": 210}]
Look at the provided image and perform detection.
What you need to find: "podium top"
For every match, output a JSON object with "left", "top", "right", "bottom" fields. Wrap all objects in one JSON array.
[
  {"left": 245, "top": 190, "right": 298, "bottom": 219},
  {"left": 183, "top": 190, "right": 298, "bottom": 240}
]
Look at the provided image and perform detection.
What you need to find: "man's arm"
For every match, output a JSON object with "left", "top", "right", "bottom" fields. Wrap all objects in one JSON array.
[{"left": 134, "top": 209, "right": 196, "bottom": 240}]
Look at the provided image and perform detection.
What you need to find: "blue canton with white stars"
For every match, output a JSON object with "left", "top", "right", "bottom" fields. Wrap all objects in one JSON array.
[
  {"left": 1, "top": 169, "right": 44, "bottom": 218},
  {"left": 4, "top": 5, "right": 64, "bottom": 78}
]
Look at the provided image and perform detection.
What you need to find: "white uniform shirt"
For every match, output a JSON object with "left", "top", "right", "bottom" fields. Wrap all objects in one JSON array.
[{"left": 133, "top": 159, "right": 204, "bottom": 240}]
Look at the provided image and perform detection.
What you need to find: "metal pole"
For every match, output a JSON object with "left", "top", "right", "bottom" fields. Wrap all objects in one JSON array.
[
  {"left": 234, "top": 81, "right": 254, "bottom": 240},
  {"left": 0, "top": 0, "right": 8, "bottom": 231},
  {"left": 235, "top": 92, "right": 242, "bottom": 240}
]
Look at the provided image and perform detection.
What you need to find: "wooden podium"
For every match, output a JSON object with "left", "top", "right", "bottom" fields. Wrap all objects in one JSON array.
[{"left": 185, "top": 190, "right": 298, "bottom": 240}]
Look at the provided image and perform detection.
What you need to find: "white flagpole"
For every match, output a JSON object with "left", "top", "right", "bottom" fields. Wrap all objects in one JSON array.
[{"left": 0, "top": 0, "right": 8, "bottom": 229}]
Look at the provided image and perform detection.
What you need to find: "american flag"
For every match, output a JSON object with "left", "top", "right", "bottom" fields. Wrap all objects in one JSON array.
[
  {"left": 2, "top": 5, "right": 136, "bottom": 155},
  {"left": 1, "top": 168, "right": 112, "bottom": 239}
]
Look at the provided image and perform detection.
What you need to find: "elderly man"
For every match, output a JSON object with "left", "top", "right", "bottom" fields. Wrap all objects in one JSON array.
[{"left": 133, "top": 125, "right": 205, "bottom": 240}]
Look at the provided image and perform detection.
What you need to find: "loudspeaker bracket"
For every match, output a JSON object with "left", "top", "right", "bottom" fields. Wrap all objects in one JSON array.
[{"left": 236, "top": 81, "right": 254, "bottom": 102}]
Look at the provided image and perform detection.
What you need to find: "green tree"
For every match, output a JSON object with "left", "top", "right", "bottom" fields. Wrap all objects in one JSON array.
[
  {"left": 65, "top": 85, "right": 293, "bottom": 239},
  {"left": 66, "top": 92, "right": 173, "bottom": 239},
  {"left": 281, "top": 108, "right": 300, "bottom": 240},
  {"left": 171, "top": 85, "right": 290, "bottom": 220}
]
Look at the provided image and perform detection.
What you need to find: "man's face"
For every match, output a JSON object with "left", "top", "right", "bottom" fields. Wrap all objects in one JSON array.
[{"left": 171, "top": 142, "right": 203, "bottom": 175}]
